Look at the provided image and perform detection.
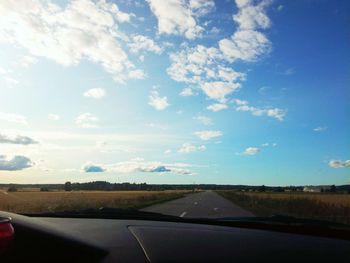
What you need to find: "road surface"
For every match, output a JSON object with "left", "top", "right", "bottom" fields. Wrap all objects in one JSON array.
[{"left": 141, "top": 191, "right": 254, "bottom": 218}]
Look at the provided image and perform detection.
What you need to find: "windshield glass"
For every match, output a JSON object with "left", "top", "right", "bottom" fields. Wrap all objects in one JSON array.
[{"left": 0, "top": 0, "right": 349, "bottom": 226}]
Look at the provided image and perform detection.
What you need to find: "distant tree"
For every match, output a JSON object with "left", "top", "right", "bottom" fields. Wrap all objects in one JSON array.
[
  {"left": 40, "top": 187, "right": 49, "bottom": 192},
  {"left": 330, "top": 185, "right": 336, "bottom": 193},
  {"left": 259, "top": 185, "right": 266, "bottom": 192},
  {"left": 64, "top": 181, "right": 72, "bottom": 191},
  {"left": 8, "top": 186, "right": 18, "bottom": 192}
]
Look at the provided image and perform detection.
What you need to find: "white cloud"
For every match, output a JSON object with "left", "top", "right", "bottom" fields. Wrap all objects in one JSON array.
[
  {"left": 194, "top": 115, "right": 212, "bottom": 125},
  {"left": 146, "top": 0, "right": 215, "bottom": 39},
  {"left": 82, "top": 159, "right": 193, "bottom": 175},
  {"left": 128, "top": 69, "right": 146, "bottom": 79},
  {"left": 180, "top": 87, "right": 195, "bottom": 97},
  {"left": 207, "top": 103, "right": 228, "bottom": 112},
  {"left": 328, "top": 160, "right": 350, "bottom": 169},
  {"left": 0, "top": 112, "right": 27, "bottom": 125},
  {"left": 234, "top": 99, "right": 286, "bottom": 121},
  {"left": 219, "top": 0, "right": 272, "bottom": 62},
  {"left": 194, "top": 130, "right": 222, "bottom": 140},
  {"left": 0, "top": 0, "right": 143, "bottom": 84},
  {"left": 20, "top": 55, "right": 38, "bottom": 67},
  {"left": 128, "top": 34, "right": 163, "bottom": 54},
  {"left": 83, "top": 87, "right": 106, "bottom": 99},
  {"left": 201, "top": 81, "right": 241, "bottom": 101},
  {"left": 0, "top": 155, "right": 33, "bottom": 171},
  {"left": 1, "top": 76, "right": 19, "bottom": 88},
  {"left": 209, "top": 26, "right": 220, "bottom": 34},
  {"left": 314, "top": 126, "right": 327, "bottom": 132},
  {"left": 164, "top": 149, "right": 172, "bottom": 154},
  {"left": 198, "top": 145, "right": 206, "bottom": 151},
  {"left": 178, "top": 143, "right": 196, "bottom": 153},
  {"left": 189, "top": 0, "right": 215, "bottom": 17},
  {"left": 0, "top": 133, "right": 38, "bottom": 145},
  {"left": 167, "top": 45, "right": 245, "bottom": 102},
  {"left": 178, "top": 142, "right": 206, "bottom": 153},
  {"left": 48, "top": 114, "right": 60, "bottom": 121},
  {"left": 148, "top": 90, "right": 170, "bottom": 110},
  {"left": 244, "top": 147, "right": 260, "bottom": 155},
  {"left": 75, "top": 112, "right": 99, "bottom": 128},
  {"left": 219, "top": 29, "right": 270, "bottom": 62},
  {"left": 233, "top": 0, "right": 271, "bottom": 30}
]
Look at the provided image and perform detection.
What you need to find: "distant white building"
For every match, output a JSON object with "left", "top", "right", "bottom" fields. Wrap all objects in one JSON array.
[{"left": 303, "top": 186, "right": 330, "bottom": 192}]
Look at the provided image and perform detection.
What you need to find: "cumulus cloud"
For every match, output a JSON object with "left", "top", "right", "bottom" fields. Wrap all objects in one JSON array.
[
  {"left": 207, "top": 103, "right": 228, "bottom": 112},
  {"left": 168, "top": 45, "right": 245, "bottom": 102},
  {"left": 180, "top": 87, "right": 195, "bottom": 97},
  {"left": 148, "top": 90, "right": 170, "bottom": 110},
  {"left": 83, "top": 88, "right": 106, "bottom": 99},
  {"left": 83, "top": 163, "right": 105, "bottom": 172},
  {"left": 0, "top": 112, "right": 27, "bottom": 125},
  {"left": 0, "top": 0, "right": 144, "bottom": 83},
  {"left": 328, "top": 160, "right": 350, "bottom": 169},
  {"left": 128, "top": 34, "right": 163, "bottom": 54},
  {"left": 146, "top": 0, "right": 215, "bottom": 39},
  {"left": 0, "top": 134, "right": 38, "bottom": 145},
  {"left": 76, "top": 112, "right": 99, "bottom": 128},
  {"left": 189, "top": 0, "right": 215, "bottom": 17},
  {"left": 0, "top": 155, "right": 33, "bottom": 171},
  {"left": 244, "top": 147, "right": 260, "bottom": 155},
  {"left": 234, "top": 99, "right": 286, "bottom": 121},
  {"left": 219, "top": 0, "right": 272, "bottom": 62},
  {"left": 194, "top": 130, "right": 222, "bottom": 140},
  {"left": 82, "top": 159, "right": 192, "bottom": 175},
  {"left": 48, "top": 114, "right": 60, "bottom": 120},
  {"left": 193, "top": 115, "right": 212, "bottom": 125},
  {"left": 178, "top": 142, "right": 206, "bottom": 153}
]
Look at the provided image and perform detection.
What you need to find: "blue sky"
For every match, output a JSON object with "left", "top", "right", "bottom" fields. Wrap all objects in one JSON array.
[{"left": 0, "top": 0, "right": 349, "bottom": 185}]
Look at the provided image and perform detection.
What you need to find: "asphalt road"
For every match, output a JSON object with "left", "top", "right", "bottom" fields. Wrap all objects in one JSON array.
[{"left": 141, "top": 191, "right": 254, "bottom": 218}]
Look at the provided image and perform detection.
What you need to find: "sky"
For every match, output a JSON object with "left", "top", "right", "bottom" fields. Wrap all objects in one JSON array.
[{"left": 0, "top": 0, "right": 349, "bottom": 186}]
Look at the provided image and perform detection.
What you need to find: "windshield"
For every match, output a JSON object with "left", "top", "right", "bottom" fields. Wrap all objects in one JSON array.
[{"left": 0, "top": 0, "right": 349, "bottom": 226}]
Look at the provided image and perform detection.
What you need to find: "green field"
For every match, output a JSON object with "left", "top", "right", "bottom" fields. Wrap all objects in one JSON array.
[{"left": 217, "top": 191, "right": 350, "bottom": 225}]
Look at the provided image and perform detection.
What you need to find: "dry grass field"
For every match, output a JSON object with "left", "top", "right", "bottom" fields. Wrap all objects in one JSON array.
[
  {"left": 0, "top": 189, "right": 189, "bottom": 213},
  {"left": 218, "top": 191, "right": 350, "bottom": 225}
]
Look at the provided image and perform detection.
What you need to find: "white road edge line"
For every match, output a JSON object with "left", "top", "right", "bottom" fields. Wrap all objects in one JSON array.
[{"left": 180, "top": 211, "right": 187, "bottom": 217}]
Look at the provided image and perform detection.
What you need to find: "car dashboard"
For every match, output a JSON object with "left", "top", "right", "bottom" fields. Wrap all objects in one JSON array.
[{"left": 1, "top": 211, "right": 350, "bottom": 263}]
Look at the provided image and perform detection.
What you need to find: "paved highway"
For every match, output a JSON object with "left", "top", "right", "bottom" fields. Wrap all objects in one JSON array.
[{"left": 141, "top": 191, "right": 254, "bottom": 218}]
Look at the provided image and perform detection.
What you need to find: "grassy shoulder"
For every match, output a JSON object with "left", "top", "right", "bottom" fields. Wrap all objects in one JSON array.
[
  {"left": 217, "top": 190, "right": 350, "bottom": 225},
  {"left": 0, "top": 190, "right": 190, "bottom": 214}
]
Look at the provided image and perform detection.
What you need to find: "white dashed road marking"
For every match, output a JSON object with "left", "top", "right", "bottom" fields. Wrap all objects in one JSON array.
[
  {"left": 180, "top": 211, "right": 187, "bottom": 217},
  {"left": 214, "top": 207, "right": 219, "bottom": 211},
  {"left": 194, "top": 202, "right": 198, "bottom": 205}
]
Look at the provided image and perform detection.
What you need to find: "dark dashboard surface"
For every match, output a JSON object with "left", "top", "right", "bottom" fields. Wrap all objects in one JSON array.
[{"left": 1, "top": 211, "right": 350, "bottom": 263}]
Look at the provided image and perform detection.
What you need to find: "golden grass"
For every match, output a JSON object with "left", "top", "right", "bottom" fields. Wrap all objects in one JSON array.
[
  {"left": 0, "top": 190, "right": 189, "bottom": 213},
  {"left": 218, "top": 191, "right": 350, "bottom": 225},
  {"left": 242, "top": 192, "right": 350, "bottom": 206}
]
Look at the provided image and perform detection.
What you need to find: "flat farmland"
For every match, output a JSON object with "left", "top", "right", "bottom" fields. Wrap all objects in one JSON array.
[
  {"left": 0, "top": 189, "right": 189, "bottom": 213},
  {"left": 218, "top": 191, "right": 350, "bottom": 225}
]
